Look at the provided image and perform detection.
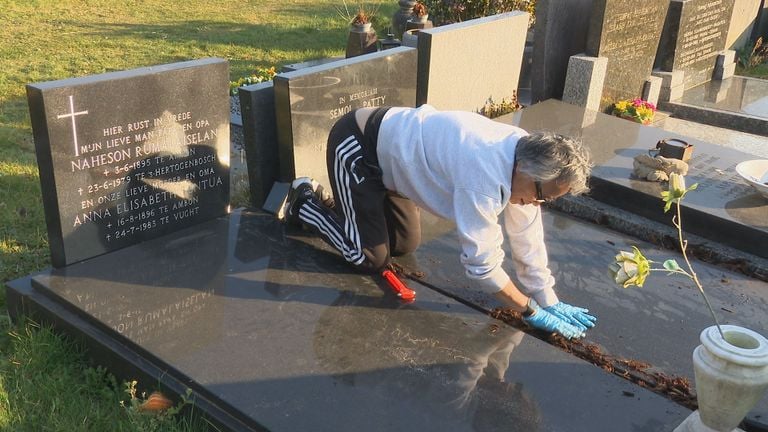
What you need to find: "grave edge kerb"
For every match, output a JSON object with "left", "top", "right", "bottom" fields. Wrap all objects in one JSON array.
[{"left": 549, "top": 194, "right": 768, "bottom": 282}]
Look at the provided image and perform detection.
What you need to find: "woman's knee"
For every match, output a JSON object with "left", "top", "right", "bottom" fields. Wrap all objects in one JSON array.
[
  {"left": 391, "top": 234, "right": 420, "bottom": 256},
  {"left": 349, "top": 245, "right": 389, "bottom": 274},
  {"left": 354, "top": 256, "right": 388, "bottom": 274}
]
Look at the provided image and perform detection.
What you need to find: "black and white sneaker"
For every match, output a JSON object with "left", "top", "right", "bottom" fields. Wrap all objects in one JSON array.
[{"left": 282, "top": 177, "right": 319, "bottom": 225}]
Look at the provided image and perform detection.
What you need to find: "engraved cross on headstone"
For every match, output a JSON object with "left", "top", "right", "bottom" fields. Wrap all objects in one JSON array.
[{"left": 56, "top": 95, "right": 88, "bottom": 157}]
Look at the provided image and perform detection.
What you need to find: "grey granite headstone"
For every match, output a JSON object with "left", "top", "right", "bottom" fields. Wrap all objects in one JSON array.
[
  {"left": 506, "top": 99, "right": 768, "bottom": 258},
  {"left": 274, "top": 47, "right": 417, "bottom": 190},
  {"left": 417, "top": 12, "right": 529, "bottom": 111},
  {"left": 26, "top": 58, "right": 230, "bottom": 267},
  {"left": 562, "top": 55, "right": 608, "bottom": 112},
  {"left": 531, "top": 0, "right": 595, "bottom": 104},
  {"left": 585, "top": 0, "right": 670, "bottom": 111},
  {"left": 655, "top": 0, "right": 737, "bottom": 90},
  {"left": 238, "top": 81, "right": 279, "bottom": 208}
]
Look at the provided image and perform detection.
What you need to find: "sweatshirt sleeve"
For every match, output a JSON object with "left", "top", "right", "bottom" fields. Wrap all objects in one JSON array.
[
  {"left": 454, "top": 188, "right": 511, "bottom": 293},
  {"left": 501, "top": 204, "right": 559, "bottom": 307}
]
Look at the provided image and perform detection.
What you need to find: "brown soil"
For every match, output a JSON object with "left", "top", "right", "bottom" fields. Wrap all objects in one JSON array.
[
  {"left": 388, "top": 263, "right": 698, "bottom": 410},
  {"left": 490, "top": 308, "right": 697, "bottom": 410}
]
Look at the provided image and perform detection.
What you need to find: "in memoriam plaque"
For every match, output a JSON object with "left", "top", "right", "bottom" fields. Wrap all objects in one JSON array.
[{"left": 26, "top": 58, "right": 230, "bottom": 267}]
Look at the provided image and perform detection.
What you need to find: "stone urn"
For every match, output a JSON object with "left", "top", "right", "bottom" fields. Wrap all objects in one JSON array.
[
  {"left": 674, "top": 325, "right": 768, "bottom": 432},
  {"left": 345, "top": 23, "right": 377, "bottom": 58}
]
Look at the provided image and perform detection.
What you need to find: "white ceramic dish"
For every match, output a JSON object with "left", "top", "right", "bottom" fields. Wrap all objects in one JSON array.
[{"left": 735, "top": 159, "right": 768, "bottom": 199}]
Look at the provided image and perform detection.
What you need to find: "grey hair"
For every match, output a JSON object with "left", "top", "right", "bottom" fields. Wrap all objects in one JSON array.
[{"left": 514, "top": 131, "right": 592, "bottom": 195}]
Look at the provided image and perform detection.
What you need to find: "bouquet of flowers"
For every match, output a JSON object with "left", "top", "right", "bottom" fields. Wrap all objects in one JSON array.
[
  {"left": 612, "top": 98, "right": 656, "bottom": 125},
  {"left": 229, "top": 66, "right": 277, "bottom": 96}
]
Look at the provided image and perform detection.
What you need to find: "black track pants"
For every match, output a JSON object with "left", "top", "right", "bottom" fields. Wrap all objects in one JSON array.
[{"left": 295, "top": 108, "right": 421, "bottom": 273}]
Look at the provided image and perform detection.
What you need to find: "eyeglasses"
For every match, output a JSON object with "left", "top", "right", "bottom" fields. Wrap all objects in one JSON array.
[{"left": 534, "top": 181, "right": 547, "bottom": 203}]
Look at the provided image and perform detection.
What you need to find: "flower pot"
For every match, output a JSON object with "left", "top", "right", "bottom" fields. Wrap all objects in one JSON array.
[
  {"left": 351, "top": 22, "right": 372, "bottom": 33},
  {"left": 674, "top": 325, "right": 768, "bottom": 432},
  {"left": 402, "top": 29, "right": 419, "bottom": 48}
]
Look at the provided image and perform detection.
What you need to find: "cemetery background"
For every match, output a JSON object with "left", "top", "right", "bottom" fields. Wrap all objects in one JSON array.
[
  {"left": 4, "top": 0, "right": 768, "bottom": 430},
  {"left": 0, "top": 0, "right": 396, "bottom": 429}
]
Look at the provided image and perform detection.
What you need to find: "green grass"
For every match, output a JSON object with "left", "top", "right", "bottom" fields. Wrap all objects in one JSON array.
[
  {"left": 0, "top": 0, "right": 395, "bottom": 429},
  {"left": 737, "top": 62, "right": 768, "bottom": 79}
]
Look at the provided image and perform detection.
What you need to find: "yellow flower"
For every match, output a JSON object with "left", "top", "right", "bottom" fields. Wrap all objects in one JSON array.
[
  {"left": 635, "top": 106, "right": 653, "bottom": 120},
  {"left": 609, "top": 246, "right": 650, "bottom": 288},
  {"left": 613, "top": 100, "right": 630, "bottom": 114},
  {"left": 660, "top": 173, "right": 698, "bottom": 212}
]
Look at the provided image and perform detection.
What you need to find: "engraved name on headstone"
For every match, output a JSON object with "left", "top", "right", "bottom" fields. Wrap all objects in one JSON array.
[
  {"left": 585, "top": 0, "right": 669, "bottom": 110},
  {"left": 274, "top": 47, "right": 417, "bottom": 190},
  {"left": 656, "top": 0, "right": 736, "bottom": 89},
  {"left": 26, "top": 58, "right": 230, "bottom": 267}
]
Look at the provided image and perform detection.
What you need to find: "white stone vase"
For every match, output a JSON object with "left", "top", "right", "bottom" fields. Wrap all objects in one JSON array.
[{"left": 674, "top": 325, "right": 768, "bottom": 432}]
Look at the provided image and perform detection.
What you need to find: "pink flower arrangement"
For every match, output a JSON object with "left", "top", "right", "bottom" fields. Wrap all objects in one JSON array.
[{"left": 612, "top": 98, "right": 656, "bottom": 125}]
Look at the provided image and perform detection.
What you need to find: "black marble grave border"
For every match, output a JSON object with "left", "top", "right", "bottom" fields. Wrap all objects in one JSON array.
[
  {"left": 5, "top": 275, "right": 265, "bottom": 432},
  {"left": 5, "top": 236, "right": 269, "bottom": 432}
]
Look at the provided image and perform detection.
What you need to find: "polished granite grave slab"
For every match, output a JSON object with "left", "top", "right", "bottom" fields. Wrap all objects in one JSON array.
[
  {"left": 680, "top": 76, "right": 768, "bottom": 118},
  {"left": 8, "top": 209, "right": 690, "bottom": 432},
  {"left": 500, "top": 99, "right": 768, "bottom": 259},
  {"left": 660, "top": 76, "right": 768, "bottom": 137},
  {"left": 400, "top": 210, "right": 768, "bottom": 428}
]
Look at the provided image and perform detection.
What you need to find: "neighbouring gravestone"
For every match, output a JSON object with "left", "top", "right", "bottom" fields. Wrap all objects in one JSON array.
[
  {"left": 655, "top": 0, "right": 737, "bottom": 91},
  {"left": 725, "top": 0, "right": 762, "bottom": 50},
  {"left": 509, "top": 99, "right": 768, "bottom": 258},
  {"left": 273, "top": 47, "right": 417, "bottom": 191},
  {"left": 26, "top": 58, "right": 230, "bottom": 267},
  {"left": 583, "top": 0, "right": 670, "bottom": 111},
  {"left": 416, "top": 12, "right": 529, "bottom": 111},
  {"left": 531, "top": 0, "right": 595, "bottom": 104},
  {"left": 238, "top": 81, "right": 278, "bottom": 208}
]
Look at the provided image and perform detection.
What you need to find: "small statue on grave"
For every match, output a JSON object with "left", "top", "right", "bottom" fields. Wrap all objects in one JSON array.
[{"left": 632, "top": 153, "right": 689, "bottom": 182}]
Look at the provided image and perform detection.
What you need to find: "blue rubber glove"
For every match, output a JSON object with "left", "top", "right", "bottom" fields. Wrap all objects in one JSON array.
[
  {"left": 544, "top": 301, "right": 597, "bottom": 332},
  {"left": 523, "top": 299, "right": 585, "bottom": 339}
]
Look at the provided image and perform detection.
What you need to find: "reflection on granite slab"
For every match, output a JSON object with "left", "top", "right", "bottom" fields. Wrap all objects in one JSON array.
[
  {"left": 399, "top": 209, "right": 768, "bottom": 427},
  {"left": 27, "top": 209, "right": 689, "bottom": 431},
  {"left": 680, "top": 76, "right": 768, "bottom": 119}
]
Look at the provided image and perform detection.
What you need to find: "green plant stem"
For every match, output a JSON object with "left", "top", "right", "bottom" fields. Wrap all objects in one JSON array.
[
  {"left": 649, "top": 268, "right": 692, "bottom": 278},
  {"left": 675, "top": 201, "right": 725, "bottom": 339}
]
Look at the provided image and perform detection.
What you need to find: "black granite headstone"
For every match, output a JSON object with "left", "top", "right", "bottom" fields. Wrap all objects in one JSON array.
[
  {"left": 655, "top": 0, "right": 736, "bottom": 90},
  {"left": 26, "top": 58, "right": 230, "bottom": 267},
  {"left": 585, "top": 0, "right": 669, "bottom": 111},
  {"left": 531, "top": 0, "right": 594, "bottom": 104},
  {"left": 239, "top": 81, "right": 279, "bottom": 208},
  {"left": 274, "top": 47, "right": 417, "bottom": 190}
]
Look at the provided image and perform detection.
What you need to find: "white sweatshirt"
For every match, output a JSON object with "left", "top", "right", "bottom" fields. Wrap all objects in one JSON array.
[{"left": 376, "top": 105, "right": 558, "bottom": 307}]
